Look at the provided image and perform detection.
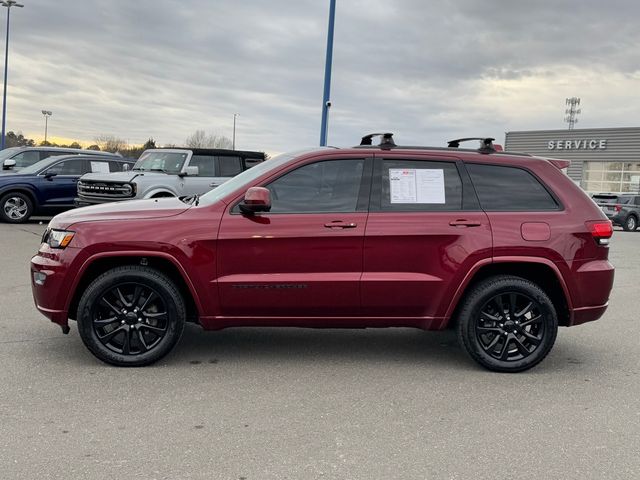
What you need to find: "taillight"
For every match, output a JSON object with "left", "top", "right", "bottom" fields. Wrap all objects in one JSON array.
[
  {"left": 586, "top": 220, "right": 613, "bottom": 245},
  {"left": 615, "top": 204, "right": 622, "bottom": 212}
]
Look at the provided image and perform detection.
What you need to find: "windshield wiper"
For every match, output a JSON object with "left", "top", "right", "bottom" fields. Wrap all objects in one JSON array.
[{"left": 149, "top": 168, "right": 166, "bottom": 172}]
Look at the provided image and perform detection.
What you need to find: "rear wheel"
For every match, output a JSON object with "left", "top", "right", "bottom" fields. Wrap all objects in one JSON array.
[
  {"left": 77, "top": 266, "right": 185, "bottom": 366},
  {"left": 0, "top": 192, "right": 34, "bottom": 223},
  {"left": 623, "top": 215, "right": 638, "bottom": 231},
  {"left": 457, "top": 275, "right": 558, "bottom": 372}
]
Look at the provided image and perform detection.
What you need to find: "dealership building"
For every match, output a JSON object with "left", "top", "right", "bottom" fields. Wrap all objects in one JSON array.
[{"left": 504, "top": 127, "right": 640, "bottom": 194}]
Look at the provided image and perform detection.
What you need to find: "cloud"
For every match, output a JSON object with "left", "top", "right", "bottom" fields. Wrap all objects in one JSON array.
[{"left": 3, "top": 0, "right": 640, "bottom": 153}]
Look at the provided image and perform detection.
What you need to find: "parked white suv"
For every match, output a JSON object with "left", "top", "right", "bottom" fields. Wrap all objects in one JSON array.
[{"left": 75, "top": 148, "right": 265, "bottom": 206}]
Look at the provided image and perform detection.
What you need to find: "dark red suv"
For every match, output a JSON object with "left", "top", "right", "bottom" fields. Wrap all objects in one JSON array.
[{"left": 30, "top": 134, "right": 615, "bottom": 372}]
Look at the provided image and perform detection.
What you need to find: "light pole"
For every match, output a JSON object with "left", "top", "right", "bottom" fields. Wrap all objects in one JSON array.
[
  {"left": 1, "top": 0, "right": 23, "bottom": 150},
  {"left": 41, "top": 110, "right": 51, "bottom": 144},
  {"left": 232, "top": 113, "right": 238, "bottom": 150},
  {"left": 319, "top": 0, "right": 336, "bottom": 146}
]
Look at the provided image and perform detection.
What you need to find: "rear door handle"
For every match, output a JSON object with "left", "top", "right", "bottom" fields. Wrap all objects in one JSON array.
[
  {"left": 324, "top": 221, "right": 358, "bottom": 229},
  {"left": 449, "top": 219, "right": 481, "bottom": 227}
]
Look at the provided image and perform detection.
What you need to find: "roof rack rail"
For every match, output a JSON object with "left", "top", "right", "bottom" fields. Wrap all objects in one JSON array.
[
  {"left": 360, "top": 132, "right": 396, "bottom": 149},
  {"left": 447, "top": 137, "right": 497, "bottom": 153}
]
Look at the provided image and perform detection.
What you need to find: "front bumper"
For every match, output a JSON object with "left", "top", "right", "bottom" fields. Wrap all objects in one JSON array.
[
  {"left": 74, "top": 196, "right": 125, "bottom": 207},
  {"left": 30, "top": 246, "right": 80, "bottom": 332}
]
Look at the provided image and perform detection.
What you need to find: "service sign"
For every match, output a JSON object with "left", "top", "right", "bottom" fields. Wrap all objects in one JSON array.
[{"left": 548, "top": 139, "right": 608, "bottom": 150}]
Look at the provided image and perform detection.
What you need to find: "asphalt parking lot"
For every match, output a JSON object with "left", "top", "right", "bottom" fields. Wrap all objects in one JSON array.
[{"left": 0, "top": 219, "right": 639, "bottom": 480}]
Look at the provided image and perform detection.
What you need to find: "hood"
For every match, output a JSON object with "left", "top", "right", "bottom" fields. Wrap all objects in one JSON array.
[
  {"left": 50, "top": 197, "right": 192, "bottom": 229},
  {"left": 0, "top": 171, "right": 30, "bottom": 180},
  {"left": 80, "top": 170, "right": 168, "bottom": 183}
]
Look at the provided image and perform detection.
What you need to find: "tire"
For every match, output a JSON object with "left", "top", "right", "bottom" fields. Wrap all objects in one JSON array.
[
  {"left": 456, "top": 275, "right": 558, "bottom": 373},
  {"left": 623, "top": 215, "right": 638, "bottom": 232},
  {"left": 0, "top": 192, "right": 34, "bottom": 223},
  {"left": 77, "top": 265, "right": 186, "bottom": 367}
]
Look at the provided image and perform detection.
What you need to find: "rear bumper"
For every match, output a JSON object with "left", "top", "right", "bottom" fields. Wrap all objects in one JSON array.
[
  {"left": 569, "top": 303, "right": 609, "bottom": 326},
  {"left": 566, "top": 259, "right": 614, "bottom": 326}
]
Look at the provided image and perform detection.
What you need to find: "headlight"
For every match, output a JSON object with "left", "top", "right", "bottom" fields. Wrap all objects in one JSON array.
[
  {"left": 45, "top": 229, "right": 75, "bottom": 249},
  {"left": 122, "top": 184, "right": 133, "bottom": 195}
]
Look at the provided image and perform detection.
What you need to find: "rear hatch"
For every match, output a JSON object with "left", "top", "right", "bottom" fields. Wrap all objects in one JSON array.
[{"left": 592, "top": 194, "right": 631, "bottom": 215}]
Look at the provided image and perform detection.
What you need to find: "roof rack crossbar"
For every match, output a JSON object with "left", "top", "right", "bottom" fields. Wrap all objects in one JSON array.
[
  {"left": 360, "top": 132, "right": 396, "bottom": 148},
  {"left": 447, "top": 137, "right": 496, "bottom": 153}
]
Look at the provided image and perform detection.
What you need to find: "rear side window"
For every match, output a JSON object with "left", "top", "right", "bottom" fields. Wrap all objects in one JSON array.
[
  {"left": 189, "top": 155, "right": 215, "bottom": 176},
  {"left": 12, "top": 151, "right": 40, "bottom": 167},
  {"left": 467, "top": 163, "right": 559, "bottom": 211},
  {"left": 217, "top": 156, "right": 242, "bottom": 176},
  {"left": 379, "top": 159, "right": 462, "bottom": 211}
]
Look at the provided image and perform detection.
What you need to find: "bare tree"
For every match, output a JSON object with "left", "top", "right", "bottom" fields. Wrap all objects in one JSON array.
[
  {"left": 184, "top": 130, "right": 233, "bottom": 149},
  {"left": 94, "top": 134, "right": 128, "bottom": 153}
]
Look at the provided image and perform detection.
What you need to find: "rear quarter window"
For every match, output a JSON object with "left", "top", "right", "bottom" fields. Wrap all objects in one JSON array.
[{"left": 467, "top": 163, "right": 559, "bottom": 211}]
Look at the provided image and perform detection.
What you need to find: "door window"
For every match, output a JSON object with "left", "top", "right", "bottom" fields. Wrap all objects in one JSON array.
[
  {"left": 378, "top": 159, "right": 462, "bottom": 211},
  {"left": 266, "top": 159, "right": 365, "bottom": 213},
  {"left": 217, "top": 156, "right": 242, "bottom": 176},
  {"left": 189, "top": 155, "right": 215, "bottom": 176},
  {"left": 44, "top": 159, "right": 87, "bottom": 176}
]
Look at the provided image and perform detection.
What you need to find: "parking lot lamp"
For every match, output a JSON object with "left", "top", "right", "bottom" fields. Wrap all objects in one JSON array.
[
  {"left": 41, "top": 110, "right": 51, "bottom": 143},
  {"left": 232, "top": 113, "right": 238, "bottom": 150},
  {"left": 1, "top": 0, "right": 23, "bottom": 150},
  {"left": 319, "top": 0, "right": 336, "bottom": 146}
]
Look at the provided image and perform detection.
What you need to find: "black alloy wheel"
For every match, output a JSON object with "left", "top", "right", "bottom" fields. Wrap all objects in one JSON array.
[
  {"left": 457, "top": 275, "right": 558, "bottom": 372},
  {"left": 92, "top": 282, "right": 169, "bottom": 355},
  {"left": 475, "top": 292, "right": 545, "bottom": 362},
  {"left": 77, "top": 266, "right": 185, "bottom": 366}
]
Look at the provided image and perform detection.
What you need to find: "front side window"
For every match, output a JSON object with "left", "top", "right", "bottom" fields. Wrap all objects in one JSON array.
[
  {"left": 44, "top": 159, "right": 86, "bottom": 176},
  {"left": 189, "top": 155, "right": 215, "bottom": 176},
  {"left": 467, "top": 163, "right": 559, "bottom": 211},
  {"left": 133, "top": 152, "right": 188, "bottom": 174},
  {"left": 266, "top": 159, "right": 365, "bottom": 213},
  {"left": 379, "top": 159, "right": 462, "bottom": 211},
  {"left": 217, "top": 156, "right": 242, "bottom": 176}
]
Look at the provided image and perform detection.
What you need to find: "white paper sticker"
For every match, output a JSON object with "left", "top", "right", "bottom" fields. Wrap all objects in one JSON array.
[
  {"left": 90, "top": 161, "right": 110, "bottom": 173},
  {"left": 389, "top": 168, "right": 445, "bottom": 204}
]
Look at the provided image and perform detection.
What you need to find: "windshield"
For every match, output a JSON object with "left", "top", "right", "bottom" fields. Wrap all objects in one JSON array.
[
  {"left": 0, "top": 147, "right": 22, "bottom": 161},
  {"left": 11, "top": 156, "right": 65, "bottom": 175},
  {"left": 198, "top": 148, "right": 329, "bottom": 206},
  {"left": 134, "top": 151, "right": 188, "bottom": 173}
]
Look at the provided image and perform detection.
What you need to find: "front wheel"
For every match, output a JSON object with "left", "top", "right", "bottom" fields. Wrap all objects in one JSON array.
[
  {"left": 77, "top": 266, "right": 186, "bottom": 366},
  {"left": 457, "top": 275, "right": 558, "bottom": 372},
  {"left": 0, "top": 192, "right": 34, "bottom": 223}
]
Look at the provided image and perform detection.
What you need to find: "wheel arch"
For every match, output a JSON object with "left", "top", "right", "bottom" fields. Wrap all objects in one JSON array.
[
  {"left": 66, "top": 253, "right": 202, "bottom": 324},
  {"left": 0, "top": 186, "right": 39, "bottom": 209},
  {"left": 444, "top": 258, "right": 572, "bottom": 328},
  {"left": 143, "top": 189, "right": 176, "bottom": 199}
]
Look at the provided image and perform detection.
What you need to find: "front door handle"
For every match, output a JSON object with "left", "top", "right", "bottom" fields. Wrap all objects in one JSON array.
[
  {"left": 449, "top": 219, "right": 481, "bottom": 227},
  {"left": 324, "top": 221, "right": 358, "bottom": 229}
]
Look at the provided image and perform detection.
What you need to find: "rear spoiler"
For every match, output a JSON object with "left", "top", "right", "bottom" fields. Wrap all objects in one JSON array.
[{"left": 539, "top": 157, "right": 570, "bottom": 170}]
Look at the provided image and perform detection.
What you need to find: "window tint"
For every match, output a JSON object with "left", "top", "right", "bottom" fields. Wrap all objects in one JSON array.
[
  {"left": 467, "top": 163, "right": 558, "bottom": 211},
  {"left": 45, "top": 159, "right": 86, "bottom": 176},
  {"left": 109, "top": 161, "right": 131, "bottom": 172},
  {"left": 12, "top": 151, "right": 40, "bottom": 168},
  {"left": 189, "top": 155, "right": 215, "bottom": 176},
  {"left": 267, "top": 159, "right": 365, "bottom": 213},
  {"left": 379, "top": 159, "right": 462, "bottom": 211},
  {"left": 217, "top": 156, "right": 242, "bottom": 176}
]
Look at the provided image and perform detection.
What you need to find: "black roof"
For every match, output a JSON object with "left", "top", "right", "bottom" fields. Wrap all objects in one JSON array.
[{"left": 152, "top": 147, "right": 265, "bottom": 158}]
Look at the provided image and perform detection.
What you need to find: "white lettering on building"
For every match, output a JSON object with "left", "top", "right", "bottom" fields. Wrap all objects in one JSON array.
[{"left": 548, "top": 139, "right": 608, "bottom": 150}]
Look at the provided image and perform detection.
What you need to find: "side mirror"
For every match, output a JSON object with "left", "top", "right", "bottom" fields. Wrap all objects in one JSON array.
[
  {"left": 3, "top": 159, "right": 16, "bottom": 170},
  {"left": 239, "top": 186, "right": 271, "bottom": 214},
  {"left": 180, "top": 166, "right": 199, "bottom": 177},
  {"left": 44, "top": 171, "right": 58, "bottom": 180}
]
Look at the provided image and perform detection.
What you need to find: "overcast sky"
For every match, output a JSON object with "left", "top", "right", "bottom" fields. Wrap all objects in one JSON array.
[{"left": 4, "top": 0, "right": 640, "bottom": 153}]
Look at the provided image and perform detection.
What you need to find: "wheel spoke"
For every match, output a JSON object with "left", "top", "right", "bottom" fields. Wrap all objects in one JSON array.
[
  {"left": 493, "top": 295, "right": 506, "bottom": 315},
  {"left": 478, "top": 326, "right": 502, "bottom": 333},
  {"left": 480, "top": 311, "right": 500, "bottom": 322},
  {"left": 116, "top": 288, "right": 130, "bottom": 308},
  {"left": 144, "top": 311, "right": 167, "bottom": 320},
  {"left": 97, "top": 325, "right": 126, "bottom": 343},
  {"left": 139, "top": 323, "right": 166, "bottom": 335},
  {"left": 521, "top": 330, "right": 542, "bottom": 345},
  {"left": 139, "top": 292, "right": 156, "bottom": 311},
  {"left": 513, "top": 335, "right": 530, "bottom": 356},
  {"left": 136, "top": 330, "right": 149, "bottom": 351},
  {"left": 520, "top": 315, "right": 542, "bottom": 328},
  {"left": 94, "top": 316, "right": 119, "bottom": 326},
  {"left": 122, "top": 328, "right": 132, "bottom": 354},
  {"left": 131, "top": 286, "right": 143, "bottom": 308},
  {"left": 482, "top": 334, "right": 501, "bottom": 352},
  {"left": 508, "top": 293, "right": 517, "bottom": 317},
  {"left": 499, "top": 337, "right": 511, "bottom": 360},
  {"left": 515, "top": 302, "right": 533, "bottom": 318},
  {"left": 100, "top": 298, "right": 121, "bottom": 316}
]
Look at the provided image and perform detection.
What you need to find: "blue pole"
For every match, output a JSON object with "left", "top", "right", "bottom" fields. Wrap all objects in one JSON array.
[
  {"left": 319, "top": 0, "right": 336, "bottom": 146},
  {"left": 1, "top": 6, "right": 11, "bottom": 150}
]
